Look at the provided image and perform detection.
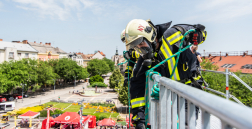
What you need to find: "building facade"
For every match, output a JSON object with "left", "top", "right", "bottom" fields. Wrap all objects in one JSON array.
[
  {"left": 203, "top": 50, "right": 252, "bottom": 74},
  {"left": 28, "top": 41, "right": 59, "bottom": 61},
  {"left": 0, "top": 39, "right": 38, "bottom": 63}
]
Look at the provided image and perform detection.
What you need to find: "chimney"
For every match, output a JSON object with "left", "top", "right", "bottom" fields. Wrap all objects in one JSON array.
[
  {"left": 226, "top": 53, "right": 228, "bottom": 57},
  {"left": 219, "top": 51, "right": 222, "bottom": 61},
  {"left": 45, "top": 43, "right": 48, "bottom": 45},
  {"left": 22, "top": 40, "right": 28, "bottom": 44},
  {"left": 243, "top": 52, "right": 247, "bottom": 57},
  {"left": 48, "top": 42, "right": 51, "bottom": 45},
  {"left": 40, "top": 42, "right": 42, "bottom": 45},
  {"left": 12, "top": 41, "right": 21, "bottom": 43},
  {"left": 209, "top": 54, "right": 211, "bottom": 57},
  {"left": 0, "top": 39, "right": 3, "bottom": 41},
  {"left": 34, "top": 41, "right": 36, "bottom": 43}
]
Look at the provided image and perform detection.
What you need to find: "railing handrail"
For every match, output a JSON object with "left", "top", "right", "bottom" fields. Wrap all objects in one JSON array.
[{"left": 151, "top": 74, "right": 252, "bottom": 129}]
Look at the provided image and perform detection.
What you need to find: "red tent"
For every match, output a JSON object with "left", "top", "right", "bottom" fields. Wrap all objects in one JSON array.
[
  {"left": 54, "top": 112, "right": 82, "bottom": 124},
  {"left": 98, "top": 118, "right": 116, "bottom": 126},
  {"left": 18, "top": 111, "right": 40, "bottom": 118},
  {"left": 41, "top": 117, "right": 55, "bottom": 129}
]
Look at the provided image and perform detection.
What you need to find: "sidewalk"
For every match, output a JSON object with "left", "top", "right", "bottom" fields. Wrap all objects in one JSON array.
[{"left": 15, "top": 82, "right": 87, "bottom": 110}]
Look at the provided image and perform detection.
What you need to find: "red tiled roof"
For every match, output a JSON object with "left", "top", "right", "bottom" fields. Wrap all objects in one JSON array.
[{"left": 204, "top": 55, "right": 252, "bottom": 74}]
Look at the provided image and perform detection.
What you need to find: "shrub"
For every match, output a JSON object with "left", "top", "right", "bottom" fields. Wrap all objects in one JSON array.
[
  {"left": 91, "top": 82, "right": 107, "bottom": 87},
  {"left": 89, "top": 75, "right": 104, "bottom": 85}
]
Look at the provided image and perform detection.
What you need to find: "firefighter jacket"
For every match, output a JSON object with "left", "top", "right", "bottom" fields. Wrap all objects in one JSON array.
[{"left": 130, "top": 24, "right": 206, "bottom": 110}]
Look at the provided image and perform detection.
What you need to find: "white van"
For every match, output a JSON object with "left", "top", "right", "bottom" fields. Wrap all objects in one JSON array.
[{"left": 0, "top": 102, "right": 15, "bottom": 112}]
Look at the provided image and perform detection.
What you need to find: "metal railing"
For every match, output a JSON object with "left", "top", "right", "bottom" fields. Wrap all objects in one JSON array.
[
  {"left": 199, "top": 68, "right": 252, "bottom": 105},
  {"left": 147, "top": 74, "right": 252, "bottom": 129}
]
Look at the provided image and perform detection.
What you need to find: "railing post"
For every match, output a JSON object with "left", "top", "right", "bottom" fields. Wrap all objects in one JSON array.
[
  {"left": 226, "top": 69, "right": 229, "bottom": 99},
  {"left": 172, "top": 92, "right": 177, "bottom": 129},
  {"left": 159, "top": 84, "right": 167, "bottom": 129}
]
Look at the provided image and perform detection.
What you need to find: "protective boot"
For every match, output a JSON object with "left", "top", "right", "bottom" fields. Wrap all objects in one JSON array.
[{"left": 135, "top": 122, "right": 146, "bottom": 129}]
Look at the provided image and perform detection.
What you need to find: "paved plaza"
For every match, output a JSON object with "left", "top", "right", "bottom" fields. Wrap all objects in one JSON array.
[{"left": 4, "top": 82, "right": 127, "bottom": 129}]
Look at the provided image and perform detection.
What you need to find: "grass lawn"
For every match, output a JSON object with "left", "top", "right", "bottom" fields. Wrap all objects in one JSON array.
[
  {"left": 43, "top": 102, "right": 120, "bottom": 120},
  {"left": 117, "top": 121, "right": 126, "bottom": 126}
]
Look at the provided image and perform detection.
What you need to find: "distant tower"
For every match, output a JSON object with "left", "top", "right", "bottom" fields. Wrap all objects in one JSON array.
[{"left": 115, "top": 47, "right": 119, "bottom": 55}]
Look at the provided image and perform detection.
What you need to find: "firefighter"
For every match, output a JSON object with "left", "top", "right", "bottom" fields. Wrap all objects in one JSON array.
[{"left": 124, "top": 19, "right": 207, "bottom": 129}]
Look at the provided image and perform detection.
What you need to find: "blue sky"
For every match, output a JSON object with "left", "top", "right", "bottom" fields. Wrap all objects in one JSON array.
[{"left": 0, "top": 0, "right": 252, "bottom": 58}]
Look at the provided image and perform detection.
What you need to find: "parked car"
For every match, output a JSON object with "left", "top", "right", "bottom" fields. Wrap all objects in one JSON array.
[
  {"left": 0, "top": 96, "right": 7, "bottom": 102},
  {"left": 12, "top": 94, "right": 22, "bottom": 99},
  {"left": 2, "top": 95, "right": 14, "bottom": 101}
]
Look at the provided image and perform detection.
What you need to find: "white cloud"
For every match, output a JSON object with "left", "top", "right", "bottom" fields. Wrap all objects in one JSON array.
[
  {"left": 12, "top": 0, "right": 141, "bottom": 21},
  {"left": 186, "top": 0, "right": 252, "bottom": 22}
]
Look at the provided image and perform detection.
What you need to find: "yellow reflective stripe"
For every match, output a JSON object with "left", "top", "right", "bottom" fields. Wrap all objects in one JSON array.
[
  {"left": 161, "top": 37, "right": 180, "bottom": 81},
  {"left": 166, "top": 31, "right": 183, "bottom": 45},
  {"left": 135, "top": 52, "right": 140, "bottom": 59},
  {"left": 132, "top": 103, "right": 145, "bottom": 108},
  {"left": 183, "top": 63, "right": 188, "bottom": 71},
  {"left": 131, "top": 97, "right": 145, "bottom": 103},
  {"left": 154, "top": 52, "right": 158, "bottom": 57},
  {"left": 185, "top": 76, "right": 202, "bottom": 84},
  {"left": 185, "top": 80, "right": 191, "bottom": 84},
  {"left": 195, "top": 75, "right": 201, "bottom": 81},
  {"left": 126, "top": 66, "right": 133, "bottom": 71}
]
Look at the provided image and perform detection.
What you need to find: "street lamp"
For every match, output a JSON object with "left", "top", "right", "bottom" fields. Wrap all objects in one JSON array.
[
  {"left": 73, "top": 76, "right": 78, "bottom": 88},
  {"left": 20, "top": 83, "right": 26, "bottom": 103},
  {"left": 78, "top": 99, "right": 85, "bottom": 128},
  {"left": 52, "top": 79, "right": 55, "bottom": 94}
]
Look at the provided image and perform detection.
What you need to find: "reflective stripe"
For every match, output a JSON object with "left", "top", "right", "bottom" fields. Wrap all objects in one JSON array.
[
  {"left": 135, "top": 52, "right": 140, "bottom": 59},
  {"left": 131, "top": 97, "right": 145, "bottom": 109},
  {"left": 154, "top": 52, "right": 158, "bottom": 57},
  {"left": 132, "top": 51, "right": 135, "bottom": 58},
  {"left": 166, "top": 31, "right": 183, "bottom": 45},
  {"left": 132, "top": 115, "right": 140, "bottom": 121},
  {"left": 161, "top": 37, "right": 181, "bottom": 81},
  {"left": 126, "top": 66, "right": 133, "bottom": 71},
  {"left": 183, "top": 63, "right": 188, "bottom": 71},
  {"left": 185, "top": 76, "right": 202, "bottom": 84}
]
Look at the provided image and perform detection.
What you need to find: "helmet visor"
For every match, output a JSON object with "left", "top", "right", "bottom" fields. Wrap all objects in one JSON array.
[{"left": 132, "top": 39, "right": 151, "bottom": 57}]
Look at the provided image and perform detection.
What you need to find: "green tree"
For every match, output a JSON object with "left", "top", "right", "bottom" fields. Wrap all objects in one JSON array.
[
  {"left": 87, "top": 59, "right": 110, "bottom": 76},
  {"left": 201, "top": 58, "right": 252, "bottom": 107},
  {"left": 89, "top": 75, "right": 104, "bottom": 85},
  {"left": 102, "top": 58, "right": 115, "bottom": 72},
  {"left": 109, "top": 68, "right": 124, "bottom": 90},
  {"left": 53, "top": 58, "right": 79, "bottom": 85},
  {"left": 37, "top": 60, "right": 58, "bottom": 87},
  {"left": 118, "top": 80, "right": 129, "bottom": 106}
]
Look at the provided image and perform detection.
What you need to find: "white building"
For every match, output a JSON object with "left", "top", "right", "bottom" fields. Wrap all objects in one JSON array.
[
  {"left": 92, "top": 51, "right": 105, "bottom": 59},
  {"left": 68, "top": 52, "right": 83, "bottom": 66},
  {"left": 0, "top": 39, "right": 38, "bottom": 63}
]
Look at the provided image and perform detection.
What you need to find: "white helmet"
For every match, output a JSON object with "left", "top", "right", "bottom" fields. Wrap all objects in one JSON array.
[
  {"left": 125, "top": 19, "right": 157, "bottom": 54},
  {"left": 120, "top": 29, "right": 126, "bottom": 43},
  {"left": 125, "top": 19, "right": 157, "bottom": 56}
]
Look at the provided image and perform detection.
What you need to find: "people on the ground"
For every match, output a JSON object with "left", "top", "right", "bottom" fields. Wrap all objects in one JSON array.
[{"left": 123, "top": 19, "right": 207, "bottom": 129}]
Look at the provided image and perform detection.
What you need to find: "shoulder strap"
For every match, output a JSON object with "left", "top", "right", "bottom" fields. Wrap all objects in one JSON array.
[
  {"left": 190, "top": 77, "right": 203, "bottom": 90},
  {"left": 171, "top": 25, "right": 187, "bottom": 35}
]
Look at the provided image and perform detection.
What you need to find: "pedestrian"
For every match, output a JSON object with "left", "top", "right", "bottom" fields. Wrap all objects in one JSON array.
[
  {"left": 69, "top": 91, "right": 70, "bottom": 94},
  {"left": 123, "top": 19, "right": 207, "bottom": 128},
  {"left": 16, "top": 97, "right": 18, "bottom": 102},
  {"left": 58, "top": 96, "right": 60, "bottom": 101}
]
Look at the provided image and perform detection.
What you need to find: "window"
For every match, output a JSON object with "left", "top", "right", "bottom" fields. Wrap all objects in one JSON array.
[
  {"left": 6, "top": 105, "right": 12, "bottom": 108},
  {"left": 221, "top": 64, "right": 236, "bottom": 68},
  {"left": 18, "top": 53, "right": 21, "bottom": 57},
  {"left": 9, "top": 52, "right": 14, "bottom": 59},
  {"left": 25, "top": 53, "right": 29, "bottom": 58},
  {"left": 241, "top": 64, "right": 252, "bottom": 69},
  {"left": 32, "top": 53, "right": 35, "bottom": 55}
]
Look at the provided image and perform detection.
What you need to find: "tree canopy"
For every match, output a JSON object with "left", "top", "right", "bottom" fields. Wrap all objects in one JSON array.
[{"left": 87, "top": 59, "right": 110, "bottom": 76}]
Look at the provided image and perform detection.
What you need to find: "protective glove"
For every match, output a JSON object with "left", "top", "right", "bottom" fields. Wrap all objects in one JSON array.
[{"left": 124, "top": 49, "right": 137, "bottom": 62}]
